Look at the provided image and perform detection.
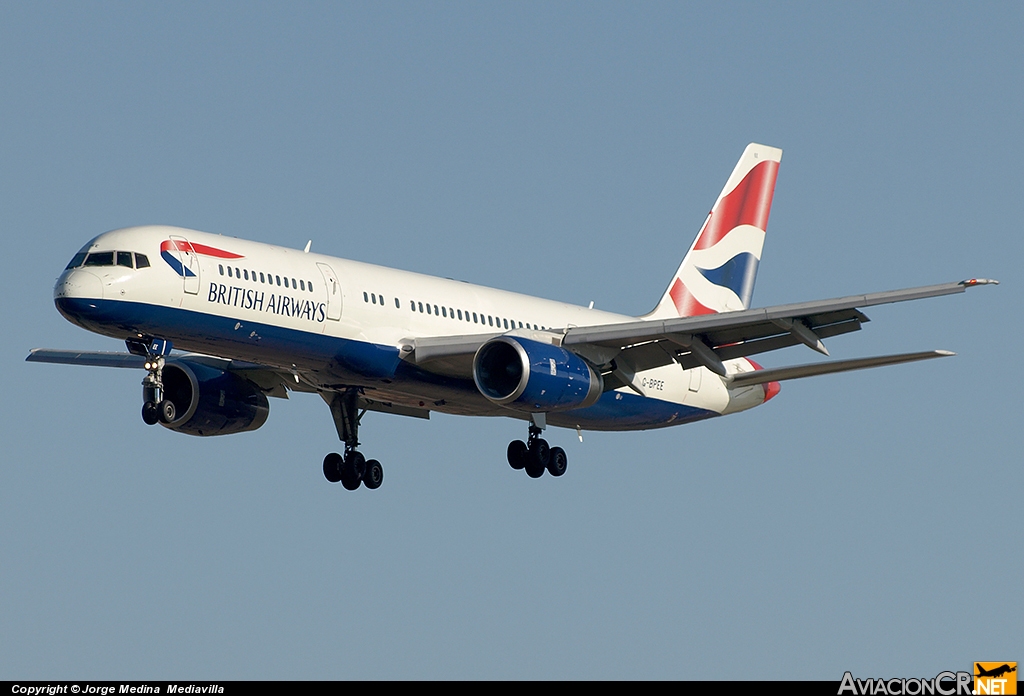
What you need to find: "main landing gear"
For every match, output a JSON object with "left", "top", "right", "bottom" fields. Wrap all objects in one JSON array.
[
  {"left": 322, "top": 389, "right": 384, "bottom": 491},
  {"left": 131, "top": 339, "right": 176, "bottom": 427},
  {"left": 506, "top": 417, "right": 567, "bottom": 479}
]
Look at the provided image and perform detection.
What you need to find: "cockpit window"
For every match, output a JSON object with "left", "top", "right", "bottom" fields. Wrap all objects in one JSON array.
[
  {"left": 117, "top": 251, "right": 134, "bottom": 268},
  {"left": 84, "top": 252, "right": 114, "bottom": 267},
  {"left": 65, "top": 252, "right": 87, "bottom": 270},
  {"left": 135, "top": 254, "right": 150, "bottom": 268}
]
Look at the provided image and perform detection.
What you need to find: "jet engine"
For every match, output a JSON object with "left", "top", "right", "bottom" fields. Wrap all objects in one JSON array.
[
  {"left": 160, "top": 361, "right": 270, "bottom": 436},
  {"left": 473, "top": 336, "right": 603, "bottom": 412}
]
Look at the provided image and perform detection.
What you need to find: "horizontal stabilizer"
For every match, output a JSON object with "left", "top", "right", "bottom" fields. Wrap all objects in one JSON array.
[{"left": 728, "top": 350, "right": 955, "bottom": 388}]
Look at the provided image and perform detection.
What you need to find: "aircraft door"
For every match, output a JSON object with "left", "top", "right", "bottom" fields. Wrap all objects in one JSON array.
[
  {"left": 168, "top": 235, "right": 201, "bottom": 295},
  {"left": 317, "top": 262, "right": 342, "bottom": 321}
]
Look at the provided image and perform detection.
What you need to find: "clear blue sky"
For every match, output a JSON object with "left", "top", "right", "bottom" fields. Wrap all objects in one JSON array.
[{"left": 2, "top": 2, "right": 1019, "bottom": 679}]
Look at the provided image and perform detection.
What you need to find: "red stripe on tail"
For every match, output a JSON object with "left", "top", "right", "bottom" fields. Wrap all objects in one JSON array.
[{"left": 693, "top": 159, "right": 779, "bottom": 251}]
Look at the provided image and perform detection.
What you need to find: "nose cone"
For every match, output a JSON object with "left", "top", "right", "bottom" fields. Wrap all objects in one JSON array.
[
  {"left": 55, "top": 269, "right": 103, "bottom": 300},
  {"left": 54, "top": 269, "right": 104, "bottom": 328}
]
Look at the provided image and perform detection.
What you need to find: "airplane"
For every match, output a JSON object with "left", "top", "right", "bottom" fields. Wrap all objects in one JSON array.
[
  {"left": 27, "top": 143, "right": 997, "bottom": 490},
  {"left": 975, "top": 664, "right": 1016, "bottom": 679}
]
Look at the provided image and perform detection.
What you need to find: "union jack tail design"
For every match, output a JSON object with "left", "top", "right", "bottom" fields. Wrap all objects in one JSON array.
[{"left": 647, "top": 143, "right": 782, "bottom": 318}]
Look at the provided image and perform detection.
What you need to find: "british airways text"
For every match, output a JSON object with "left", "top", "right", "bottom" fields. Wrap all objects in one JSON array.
[{"left": 207, "top": 283, "right": 326, "bottom": 322}]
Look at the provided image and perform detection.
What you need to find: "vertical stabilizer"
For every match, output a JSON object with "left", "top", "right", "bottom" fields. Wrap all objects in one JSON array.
[{"left": 647, "top": 143, "right": 782, "bottom": 318}]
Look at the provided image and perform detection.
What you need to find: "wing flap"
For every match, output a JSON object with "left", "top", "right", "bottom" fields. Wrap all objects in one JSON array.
[{"left": 359, "top": 396, "right": 431, "bottom": 420}]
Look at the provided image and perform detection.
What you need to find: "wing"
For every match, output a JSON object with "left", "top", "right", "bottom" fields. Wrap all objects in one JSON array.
[
  {"left": 404, "top": 279, "right": 997, "bottom": 386},
  {"left": 25, "top": 348, "right": 433, "bottom": 420},
  {"left": 27, "top": 348, "right": 302, "bottom": 399}
]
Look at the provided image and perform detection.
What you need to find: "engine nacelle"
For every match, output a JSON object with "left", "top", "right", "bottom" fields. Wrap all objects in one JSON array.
[
  {"left": 473, "top": 336, "right": 603, "bottom": 412},
  {"left": 160, "top": 361, "right": 270, "bottom": 436}
]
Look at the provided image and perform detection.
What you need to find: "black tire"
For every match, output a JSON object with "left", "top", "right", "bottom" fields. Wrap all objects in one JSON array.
[
  {"left": 323, "top": 452, "right": 343, "bottom": 483},
  {"left": 525, "top": 439, "right": 548, "bottom": 478},
  {"left": 529, "top": 438, "right": 550, "bottom": 467},
  {"left": 506, "top": 440, "right": 527, "bottom": 470},
  {"left": 340, "top": 450, "right": 365, "bottom": 490},
  {"left": 547, "top": 447, "right": 567, "bottom": 477},
  {"left": 343, "top": 450, "right": 366, "bottom": 478},
  {"left": 363, "top": 459, "right": 384, "bottom": 490},
  {"left": 158, "top": 399, "right": 176, "bottom": 424},
  {"left": 142, "top": 401, "right": 159, "bottom": 425}
]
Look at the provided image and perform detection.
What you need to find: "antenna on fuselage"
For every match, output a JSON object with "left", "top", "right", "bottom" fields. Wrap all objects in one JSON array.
[{"left": 304, "top": 240, "right": 312, "bottom": 253}]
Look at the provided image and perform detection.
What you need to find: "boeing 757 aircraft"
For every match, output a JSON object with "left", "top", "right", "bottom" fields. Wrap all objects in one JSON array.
[{"left": 28, "top": 144, "right": 996, "bottom": 490}]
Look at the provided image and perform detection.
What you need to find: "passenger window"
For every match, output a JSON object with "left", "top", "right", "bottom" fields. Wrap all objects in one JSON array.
[
  {"left": 84, "top": 252, "right": 114, "bottom": 267},
  {"left": 394, "top": 297, "right": 400, "bottom": 308},
  {"left": 487, "top": 316, "right": 493, "bottom": 327},
  {"left": 426, "top": 304, "right": 432, "bottom": 315},
  {"left": 433, "top": 305, "right": 438, "bottom": 315},
  {"left": 292, "top": 278, "right": 297, "bottom": 289},
  {"left": 227, "top": 267, "right": 233, "bottom": 277},
  {"left": 65, "top": 252, "right": 87, "bottom": 270},
  {"left": 363, "top": 292, "right": 369, "bottom": 303},
  {"left": 117, "top": 251, "right": 133, "bottom": 268},
  {"left": 300, "top": 280, "right": 305, "bottom": 291},
  {"left": 441, "top": 307, "right": 447, "bottom": 318},
  {"left": 418, "top": 302, "right": 424, "bottom": 313},
  {"left": 219, "top": 264, "right": 225, "bottom": 276},
  {"left": 276, "top": 276, "right": 281, "bottom": 286},
  {"left": 503, "top": 318, "right": 509, "bottom": 329},
  {"left": 309, "top": 281, "right": 314, "bottom": 292},
  {"left": 135, "top": 254, "right": 150, "bottom": 269},
  {"left": 473, "top": 312, "right": 478, "bottom": 323},
  {"left": 244, "top": 269, "right": 249, "bottom": 280},
  {"left": 259, "top": 272, "right": 265, "bottom": 283},
  {"left": 457, "top": 309, "right": 462, "bottom": 320}
]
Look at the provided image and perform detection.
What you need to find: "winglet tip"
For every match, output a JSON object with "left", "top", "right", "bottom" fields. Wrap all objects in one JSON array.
[{"left": 960, "top": 278, "right": 999, "bottom": 287}]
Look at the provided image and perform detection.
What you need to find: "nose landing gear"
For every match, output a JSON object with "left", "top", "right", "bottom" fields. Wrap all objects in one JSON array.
[{"left": 130, "top": 338, "right": 176, "bottom": 426}]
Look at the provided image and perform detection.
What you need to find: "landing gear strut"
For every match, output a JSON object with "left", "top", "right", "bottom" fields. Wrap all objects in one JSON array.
[
  {"left": 321, "top": 389, "right": 384, "bottom": 490},
  {"left": 132, "top": 338, "right": 175, "bottom": 426},
  {"left": 506, "top": 415, "right": 567, "bottom": 479}
]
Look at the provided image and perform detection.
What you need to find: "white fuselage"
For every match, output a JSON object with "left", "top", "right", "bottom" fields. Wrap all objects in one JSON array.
[{"left": 55, "top": 225, "right": 772, "bottom": 431}]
